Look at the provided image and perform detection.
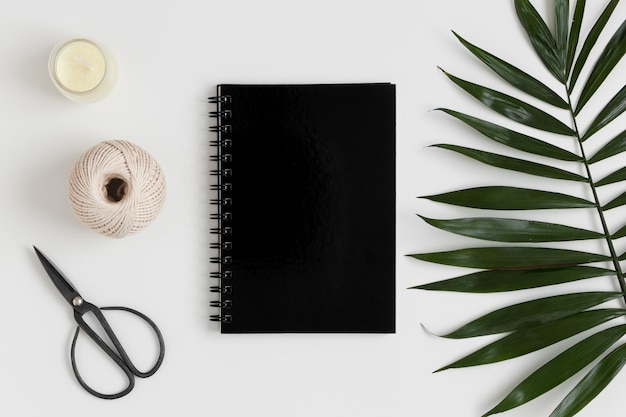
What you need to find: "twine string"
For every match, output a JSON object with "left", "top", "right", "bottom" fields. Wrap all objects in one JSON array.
[{"left": 68, "top": 140, "right": 166, "bottom": 238}]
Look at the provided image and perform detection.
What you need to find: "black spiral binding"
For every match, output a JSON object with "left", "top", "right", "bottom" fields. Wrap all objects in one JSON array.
[{"left": 209, "top": 93, "right": 233, "bottom": 324}]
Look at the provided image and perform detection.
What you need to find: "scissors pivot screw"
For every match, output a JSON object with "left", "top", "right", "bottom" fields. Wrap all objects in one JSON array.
[{"left": 72, "top": 296, "right": 84, "bottom": 307}]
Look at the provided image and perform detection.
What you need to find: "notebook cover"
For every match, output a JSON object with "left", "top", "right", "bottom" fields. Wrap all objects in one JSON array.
[{"left": 211, "top": 83, "right": 395, "bottom": 333}]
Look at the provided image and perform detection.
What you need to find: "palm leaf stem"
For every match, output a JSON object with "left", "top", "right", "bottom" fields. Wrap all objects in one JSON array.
[{"left": 566, "top": 88, "right": 626, "bottom": 304}]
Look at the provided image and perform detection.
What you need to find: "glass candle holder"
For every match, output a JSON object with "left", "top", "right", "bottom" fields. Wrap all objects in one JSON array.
[{"left": 48, "top": 38, "right": 117, "bottom": 103}]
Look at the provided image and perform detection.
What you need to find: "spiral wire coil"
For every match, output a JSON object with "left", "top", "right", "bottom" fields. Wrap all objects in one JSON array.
[{"left": 209, "top": 94, "right": 233, "bottom": 324}]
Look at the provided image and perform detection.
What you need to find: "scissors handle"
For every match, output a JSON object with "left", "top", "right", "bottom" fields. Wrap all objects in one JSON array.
[{"left": 70, "top": 302, "right": 165, "bottom": 399}]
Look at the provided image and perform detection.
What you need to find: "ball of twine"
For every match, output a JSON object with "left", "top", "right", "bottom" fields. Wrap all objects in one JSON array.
[{"left": 68, "top": 140, "right": 166, "bottom": 238}]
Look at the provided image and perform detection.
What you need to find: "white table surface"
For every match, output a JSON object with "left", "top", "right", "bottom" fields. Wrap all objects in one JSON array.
[{"left": 2, "top": 1, "right": 625, "bottom": 416}]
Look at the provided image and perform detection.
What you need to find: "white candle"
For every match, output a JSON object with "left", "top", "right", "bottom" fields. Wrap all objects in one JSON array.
[{"left": 48, "top": 38, "right": 116, "bottom": 102}]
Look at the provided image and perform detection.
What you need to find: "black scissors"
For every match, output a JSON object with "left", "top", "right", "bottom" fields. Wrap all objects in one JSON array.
[{"left": 34, "top": 246, "right": 165, "bottom": 399}]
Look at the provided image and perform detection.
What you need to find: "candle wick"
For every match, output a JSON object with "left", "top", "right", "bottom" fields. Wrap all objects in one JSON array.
[{"left": 76, "top": 55, "right": 92, "bottom": 70}]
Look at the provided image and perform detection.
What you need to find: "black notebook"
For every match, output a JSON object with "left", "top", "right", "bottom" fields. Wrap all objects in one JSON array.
[{"left": 209, "top": 83, "right": 396, "bottom": 333}]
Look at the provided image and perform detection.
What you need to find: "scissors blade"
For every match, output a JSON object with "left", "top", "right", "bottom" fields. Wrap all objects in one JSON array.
[{"left": 33, "top": 246, "right": 81, "bottom": 307}]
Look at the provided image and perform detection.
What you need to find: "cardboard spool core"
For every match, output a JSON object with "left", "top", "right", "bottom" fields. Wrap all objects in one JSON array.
[{"left": 105, "top": 177, "right": 127, "bottom": 202}]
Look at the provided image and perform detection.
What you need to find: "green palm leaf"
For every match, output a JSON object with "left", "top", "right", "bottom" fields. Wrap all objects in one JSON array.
[
  {"left": 435, "top": 309, "right": 626, "bottom": 372},
  {"left": 409, "top": 247, "right": 610, "bottom": 269},
  {"left": 484, "top": 325, "right": 626, "bottom": 416},
  {"left": 550, "top": 343, "right": 626, "bottom": 417},
  {"left": 555, "top": 0, "right": 568, "bottom": 69},
  {"left": 440, "top": 70, "right": 575, "bottom": 135},
  {"left": 412, "top": 1, "right": 626, "bottom": 415},
  {"left": 432, "top": 144, "right": 586, "bottom": 181},
  {"left": 602, "top": 191, "right": 626, "bottom": 211},
  {"left": 421, "top": 186, "right": 595, "bottom": 210},
  {"left": 588, "top": 129, "right": 626, "bottom": 164},
  {"left": 566, "top": 0, "right": 585, "bottom": 75},
  {"left": 413, "top": 266, "right": 615, "bottom": 293},
  {"left": 419, "top": 215, "right": 603, "bottom": 242},
  {"left": 582, "top": 83, "right": 626, "bottom": 140},
  {"left": 611, "top": 223, "right": 626, "bottom": 240},
  {"left": 569, "top": 0, "right": 620, "bottom": 91},
  {"left": 595, "top": 165, "right": 626, "bottom": 187},
  {"left": 575, "top": 18, "right": 626, "bottom": 115},
  {"left": 438, "top": 109, "right": 580, "bottom": 160},
  {"left": 441, "top": 292, "right": 622, "bottom": 339},
  {"left": 451, "top": 32, "right": 568, "bottom": 108},
  {"left": 514, "top": 0, "right": 565, "bottom": 82}
]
